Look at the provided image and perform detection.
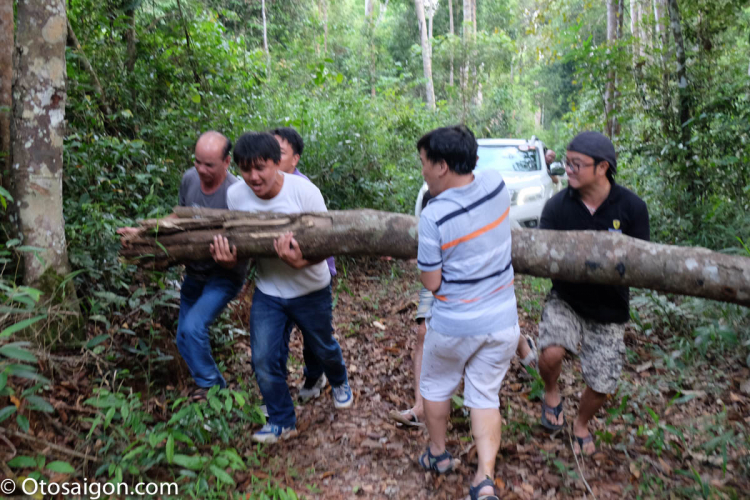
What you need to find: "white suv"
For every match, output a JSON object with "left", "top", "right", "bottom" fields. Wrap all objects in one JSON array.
[{"left": 417, "top": 137, "right": 565, "bottom": 228}]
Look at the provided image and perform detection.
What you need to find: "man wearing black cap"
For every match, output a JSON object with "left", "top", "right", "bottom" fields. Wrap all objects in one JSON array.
[{"left": 537, "top": 131, "right": 650, "bottom": 456}]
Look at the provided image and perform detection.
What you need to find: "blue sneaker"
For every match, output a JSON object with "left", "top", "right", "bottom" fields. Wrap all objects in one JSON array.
[
  {"left": 332, "top": 381, "right": 353, "bottom": 409},
  {"left": 251, "top": 423, "right": 296, "bottom": 444}
]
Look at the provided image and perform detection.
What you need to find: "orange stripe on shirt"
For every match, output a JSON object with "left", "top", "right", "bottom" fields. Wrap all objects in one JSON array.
[{"left": 440, "top": 207, "right": 510, "bottom": 250}]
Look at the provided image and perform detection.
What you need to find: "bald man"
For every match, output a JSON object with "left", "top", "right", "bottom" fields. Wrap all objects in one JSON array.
[{"left": 118, "top": 131, "right": 247, "bottom": 399}]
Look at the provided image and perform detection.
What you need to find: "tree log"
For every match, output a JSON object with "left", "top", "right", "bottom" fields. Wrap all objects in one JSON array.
[{"left": 119, "top": 207, "right": 750, "bottom": 307}]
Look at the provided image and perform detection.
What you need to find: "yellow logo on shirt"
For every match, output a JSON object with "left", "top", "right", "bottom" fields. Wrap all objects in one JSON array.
[{"left": 613, "top": 219, "right": 621, "bottom": 230}]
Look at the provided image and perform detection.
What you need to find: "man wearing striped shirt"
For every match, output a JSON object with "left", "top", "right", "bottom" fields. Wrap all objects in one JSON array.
[{"left": 416, "top": 125, "right": 519, "bottom": 500}]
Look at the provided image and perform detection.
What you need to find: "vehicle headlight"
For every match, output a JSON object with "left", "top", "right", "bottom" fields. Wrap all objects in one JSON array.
[{"left": 516, "top": 186, "right": 543, "bottom": 206}]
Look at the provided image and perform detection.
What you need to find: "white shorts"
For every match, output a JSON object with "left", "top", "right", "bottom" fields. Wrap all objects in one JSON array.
[{"left": 419, "top": 321, "right": 520, "bottom": 409}]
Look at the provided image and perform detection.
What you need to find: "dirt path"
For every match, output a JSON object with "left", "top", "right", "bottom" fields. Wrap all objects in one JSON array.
[{"left": 231, "top": 258, "right": 750, "bottom": 499}]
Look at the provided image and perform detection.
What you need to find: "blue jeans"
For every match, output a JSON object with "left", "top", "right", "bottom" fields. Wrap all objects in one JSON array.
[
  {"left": 176, "top": 274, "right": 243, "bottom": 389},
  {"left": 250, "top": 284, "right": 348, "bottom": 428}
]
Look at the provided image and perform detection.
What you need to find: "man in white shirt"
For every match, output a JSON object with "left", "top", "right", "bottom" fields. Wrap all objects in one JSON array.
[{"left": 213, "top": 131, "right": 352, "bottom": 443}]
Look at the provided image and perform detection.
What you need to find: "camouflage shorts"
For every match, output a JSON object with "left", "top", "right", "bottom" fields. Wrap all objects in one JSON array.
[{"left": 537, "top": 291, "right": 626, "bottom": 394}]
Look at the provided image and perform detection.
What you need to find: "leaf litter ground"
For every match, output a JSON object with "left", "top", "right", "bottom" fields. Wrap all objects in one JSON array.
[{"left": 2, "top": 257, "right": 749, "bottom": 499}]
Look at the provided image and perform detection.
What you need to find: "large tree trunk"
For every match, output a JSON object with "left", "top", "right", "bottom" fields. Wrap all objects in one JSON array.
[
  {"left": 119, "top": 208, "right": 750, "bottom": 308},
  {"left": 11, "top": 0, "right": 72, "bottom": 286},
  {"left": 0, "top": 0, "right": 12, "bottom": 186},
  {"left": 415, "top": 0, "right": 436, "bottom": 110}
]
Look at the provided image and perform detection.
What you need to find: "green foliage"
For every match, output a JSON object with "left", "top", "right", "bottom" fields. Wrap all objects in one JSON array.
[{"left": 83, "top": 384, "right": 265, "bottom": 497}]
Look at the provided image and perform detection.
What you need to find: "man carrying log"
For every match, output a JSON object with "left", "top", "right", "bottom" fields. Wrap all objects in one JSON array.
[
  {"left": 118, "top": 131, "right": 247, "bottom": 399},
  {"left": 271, "top": 126, "right": 334, "bottom": 403},
  {"left": 217, "top": 131, "right": 353, "bottom": 444},
  {"left": 537, "top": 131, "right": 650, "bottom": 456},
  {"left": 415, "top": 125, "right": 518, "bottom": 500}
]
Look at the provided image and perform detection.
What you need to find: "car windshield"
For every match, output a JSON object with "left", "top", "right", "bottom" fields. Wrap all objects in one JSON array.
[{"left": 476, "top": 145, "right": 540, "bottom": 172}]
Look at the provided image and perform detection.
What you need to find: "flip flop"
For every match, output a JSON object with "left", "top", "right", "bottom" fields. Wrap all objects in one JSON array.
[
  {"left": 388, "top": 409, "right": 425, "bottom": 427},
  {"left": 574, "top": 433, "right": 596, "bottom": 456},
  {"left": 540, "top": 397, "right": 565, "bottom": 431}
]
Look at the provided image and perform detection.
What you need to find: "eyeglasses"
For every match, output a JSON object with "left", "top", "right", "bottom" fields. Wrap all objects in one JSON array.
[{"left": 562, "top": 157, "right": 600, "bottom": 173}]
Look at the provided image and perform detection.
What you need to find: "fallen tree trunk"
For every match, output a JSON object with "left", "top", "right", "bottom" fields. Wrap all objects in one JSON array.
[{"left": 119, "top": 207, "right": 750, "bottom": 307}]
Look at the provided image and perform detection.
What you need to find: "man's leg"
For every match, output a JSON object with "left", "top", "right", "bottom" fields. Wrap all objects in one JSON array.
[
  {"left": 176, "top": 275, "right": 241, "bottom": 389},
  {"left": 538, "top": 346, "right": 566, "bottom": 427},
  {"left": 537, "top": 292, "right": 582, "bottom": 427},
  {"left": 250, "top": 288, "right": 296, "bottom": 429},
  {"left": 410, "top": 319, "right": 427, "bottom": 419},
  {"left": 176, "top": 275, "right": 202, "bottom": 381},
  {"left": 470, "top": 408, "right": 502, "bottom": 496},
  {"left": 288, "top": 285, "right": 348, "bottom": 388},
  {"left": 418, "top": 324, "right": 465, "bottom": 471},
  {"left": 575, "top": 321, "right": 626, "bottom": 454},
  {"left": 463, "top": 324, "right": 518, "bottom": 495},
  {"left": 423, "top": 398, "right": 451, "bottom": 467},
  {"left": 574, "top": 387, "right": 607, "bottom": 454}
]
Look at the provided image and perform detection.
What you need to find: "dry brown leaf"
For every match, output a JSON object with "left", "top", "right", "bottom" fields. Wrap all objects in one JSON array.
[{"left": 629, "top": 462, "right": 641, "bottom": 479}]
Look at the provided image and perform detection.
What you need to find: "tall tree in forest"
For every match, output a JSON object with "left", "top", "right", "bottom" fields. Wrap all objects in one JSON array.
[
  {"left": 11, "top": 0, "right": 72, "bottom": 286},
  {"left": 668, "top": 0, "right": 689, "bottom": 146},
  {"left": 261, "top": 0, "right": 268, "bottom": 53},
  {"left": 426, "top": 0, "right": 439, "bottom": 41},
  {"left": 319, "top": 0, "right": 328, "bottom": 55},
  {"left": 448, "top": 0, "right": 454, "bottom": 87},
  {"left": 415, "top": 0, "right": 436, "bottom": 110},
  {"left": 0, "top": 0, "right": 12, "bottom": 184},
  {"left": 605, "top": 0, "right": 619, "bottom": 137},
  {"left": 461, "top": 0, "right": 472, "bottom": 111}
]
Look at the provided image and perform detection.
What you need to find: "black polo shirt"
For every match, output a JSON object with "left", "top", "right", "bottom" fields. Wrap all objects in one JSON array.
[{"left": 539, "top": 182, "right": 650, "bottom": 324}]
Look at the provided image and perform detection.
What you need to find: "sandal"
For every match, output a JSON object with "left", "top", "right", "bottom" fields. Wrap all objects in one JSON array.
[
  {"left": 417, "top": 446, "right": 454, "bottom": 474},
  {"left": 540, "top": 397, "right": 565, "bottom": 431},
  {"left": 520, "top": 336, "right": 537, "bottom": 368},
  {"left": 388, "top": 409, "right": 424, "bottom": 427},
  {"left": 574, "top": 433, "right": 596, "bottom": 456},
  {"left": 469, "top": 477, "right": 499, "bottom": 500}
]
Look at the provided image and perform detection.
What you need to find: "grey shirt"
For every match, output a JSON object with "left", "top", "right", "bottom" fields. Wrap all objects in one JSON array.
[{"left": 179, "top": 167, "right": 248, "bottom": 282}]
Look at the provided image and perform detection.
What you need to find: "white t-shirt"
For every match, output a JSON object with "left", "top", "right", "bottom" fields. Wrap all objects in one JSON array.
[{"left": 226, "top": 172, "right": 331, "bottom": 299}]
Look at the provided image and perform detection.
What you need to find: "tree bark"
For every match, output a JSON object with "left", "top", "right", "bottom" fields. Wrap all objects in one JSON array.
[
  {"left": 630, "top": 0, "right": 640, "bottom": 61},
  {"left": 636, "top": 0, "right": 646, "bottom": 57},
  {"left": 605, "top": 0, "right": 617, "bottom": 138},
  {"left": 261, "top": 0, "right": 269, "bottom": 53},
  {"left": 461, "top": 0, "right": 471, "bottom": 111},
  {"left": 668, "top": 0, "right": 689, "bottom": 143},
  {"left": 0, "top": 0, "right": 12, "bottom": 184},
  {"left": 415, "top": 0, "right": 436, "bottom": 110},
  {"left": 119, "top": 209, "right": 750, "bottom": 308},
  {"left": 365, "top": 0, "right": 374, "bottom": 17},
  {"left": 323, "top": 0, "right": 328, "bottom": 55},
  {"left": 448, "top": 0, "right": 454, "bottom": 87},
  {"left": 124, "top": 2, "right": 137, "bottom": 73},
  {"left": 11, "top": 0, "right": 72, "bottom": 286}
]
